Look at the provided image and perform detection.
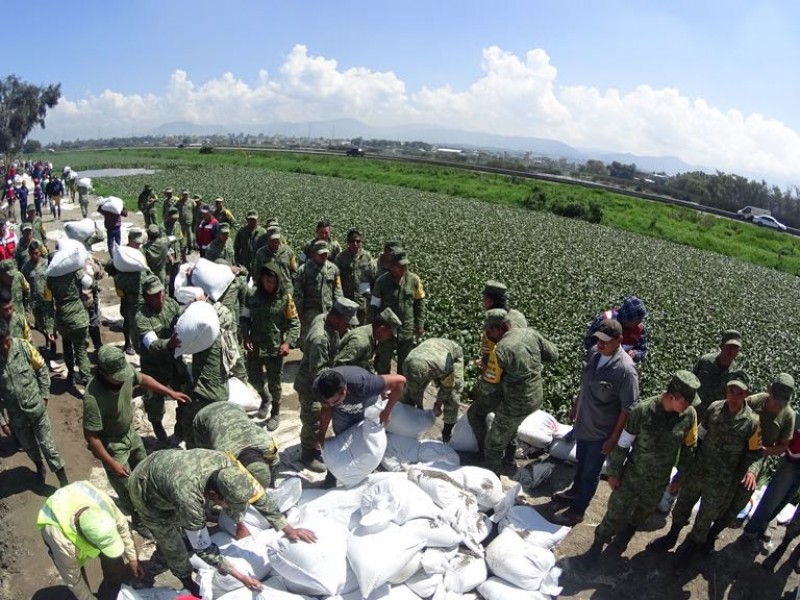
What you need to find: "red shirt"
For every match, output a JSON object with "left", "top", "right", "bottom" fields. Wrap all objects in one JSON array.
[
  {"left": 196, "top": 217, "right": 219, "bottom": 250},
  {"left": 0, "top": 230, "right": 18, "bottom": 259}
]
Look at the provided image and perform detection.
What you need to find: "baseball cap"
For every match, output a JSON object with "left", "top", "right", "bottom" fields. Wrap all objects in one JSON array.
[
  {"left": 483, "top": 280, "right": 508, "bottom": 297},
  {"left": 727, "top": 370, "right": 750, "bottom": 391},
  {"left": 200, "top": 204, "right": 210, "bottom": 213},
  {"left": 331, "top": 297, "right": 360, "bottom": 325},
  {"left": 593, "top": 319, "right": 622, "bottom": 342},
  {"left": 146, "top": 224, "right": 160, "bottom": 237},
  {"left": 128, "top": 228, "right": 143, "bottom": 242},
  {"left": 21, "top": 223, "right": 32, "bottom": 232},
  {"left": 311, "top": 240, "right": 329, "bottom": 255},
  {"left": 214, "top": 197, "right": 224, "bottom": 204},
  {"left": 374, "top": 307, "right": 401, "bottom": 332},
  {"left": 78, "top": 508, "right": 125, "bottom": 558},
  {"left": 142, "top": 275, "right": 164, "bottom": 295},
  {"left": 771, "top": 373, "right": 795, "bottom": 404},
  {"left": 216, "top": 467, "right": 256, "bottom": 504},
  {"left": 246, "top": 210, "right": 258, "bottom": 220},
  {"left": 721, "top": 330, "right": 742, "bottom": 347},
  {"left": 98, "top": 346, "right": 134, "bottom": 382},
  {"left": 668, "top": 370, "right": 701, "bottom": 407},
  {"left": 393, "top": 250, "right": 410, "bottom": 266},
  {"left": 484, "top": 308, "right": 509, "bottom": 329},
  {"left": 268, "top": 227, "right": 282, "bottom": 240}
]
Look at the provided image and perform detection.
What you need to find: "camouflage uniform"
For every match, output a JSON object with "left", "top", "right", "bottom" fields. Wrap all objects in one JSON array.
[
  {"left": 160, "top": 215, "right": 183, "bottom": 291},
  {"left": 22, "top": 258, "right": 55, "bottom": 338},
  {"left": 113, "top": 269, "right": 149, "bottom": 351},
  {"left": 138, "top": 187, "right": 157, "bottom": 227},
  {"left": 77, "top": 187, "right": 90, "bottom": 218},
  {"left": 213, "top": 205, "right": 237, "bottom": 228},
  {"left": 241, "top": 266, "right": 300, "bottom": 411},
  {"left": 161, "top": 194, "right": 176, "bottom": 224},
  {"left": 595, "top": 395, "right": 698, "bottom": 543},
  {"left": 335, "top": 247, "right": 373, "bottom": 325},
  {"left": 128, "top": 449, "right": 287, "bottom": 580},
  {"left": 293, "top": 313, "right": 341, "bottom": 452},
  {"left": 670, "top": 399, "right": 762, "bottom": 544},
  {"left": 28, "top": 215, "right": 48, "bottom": 250},
  {"left": 252, "top": 243, "right": 297, "bottom": 291},
  {"left": 293, "top": 258, "right": 342, "bottom": 344},
  {"left": 135, "top": 295, "right": 185, "bottom": 426},
  {"left": 46, "top": 270, "right": 92, "bottom": 378},
  {"left": 216, "top": 274, "right": 248, "bottom": 339},
  {"left": 334, "top": 325, "right": 377, "bottom": 372},
  {"left": 234, "top": 223, "right": 264, "bottom": 270},
  {"left": 483, "top": 326, "right": 559, "bottom": 472},
  {"left": 82, "top": 366, "right": 147, "bottom": 514},
  {"left": 0, "top": 338, "right": 64, "bottom": 473},
  {"left": 143, "top": 232, "right": 169, "bottom": 285},
  {"left": 370, "top": 269, "right": 426, "bottom": 374},
  {"left": 401, "top": 338, "right": 464, "bottom": 426},
  {"left": 175, "top": 198, "right": 195, "bottom": 256},
  {"left": 206, "top": 237, "right": 235, "bottom": 265},
  {"left": 193, "top": 402, "right": 280, "bottom": 488},
  {"left": 5, "top": 264, "right": 31, "bottom": 313},
  {"left": 302, "top": 238, "right": 342, "bottom": 263},
  {"left": 693, "top": 350, "right": 742, "bottom": 419}
]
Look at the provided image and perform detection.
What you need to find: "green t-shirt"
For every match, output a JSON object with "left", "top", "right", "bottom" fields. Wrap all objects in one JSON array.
[
  {"left": 747, "top": 392, "right": 795, "bottom": 447},
  {"left": 83, "top": 370, "right": 143, "bottom": 441}
]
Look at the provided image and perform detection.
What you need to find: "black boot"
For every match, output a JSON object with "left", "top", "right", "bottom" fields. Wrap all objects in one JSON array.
[
  {"left": 611, "top": 524, "right": 637, "bottom": 552},
  {"left": 89, "top": 326, "right": 103, "bottom": 352},
  {"left": 441, "top": 422, "right": 454, "bottom": 443},
  {"left": 178, "top": 575, "right": 200, "bottom": 597},
  {"left": 579, "top": 540, "right": 605, "bottom": 568},
  {"left": 266, "top": 402, "right": 280, "bottom": 432},
  {"left": 255, "top": 398, "right": 271, "bottom": 420},
  {"left": 647, "top": 524, "right": 683, "bottom": 552},
  {"left": 673, "top": 540, "right": 699, "bottom": 573},
  {"left": 502, "top": 440, "right": 518, "bottom": 466},
  {"left": 702, "top": 524, "right": 724, "bottom": 556},
  {"left": 323, "top": 471, "right": 337, "bottom": 489},
  {"left": 301, "top": 448, "right": 326, "bottom": 473},
  {"left": 55, "top": 468, "right": 69, "bottom": 487},
  {"left": 35, "top": 461, "right": 46, "bottom": 486}
]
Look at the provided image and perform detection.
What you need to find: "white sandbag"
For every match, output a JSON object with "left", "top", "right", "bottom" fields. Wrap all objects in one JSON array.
[
  {"left": 176, "top": 285, "right": 205, "bottom": 305},
  {"left": 98, "top": 195, "right": 125, "bottom": 214},
  {"left": 448, "top": 414, "right": 479, "bottom": 453},
  {"left": 216, "top": 577, "right": 315, "bottom": 600},
  {"left": 46, "top": 238, "right": 88, "bottom": 277},
  {"left": 516, "top": 462, "right": 554, "bottom": 492},
  {"left": 485, "top": 528, "right": 561, "bottom": 595},
  {"left": 548, "top": 437, "right": 577, "bottom": 463},
  {"left": 740, "top": 485, "right": 767, "bottom": 519},
  {"left": 192, "top": 257, "right": 236, "bottom": 301},
  {"left": 268, "top": 477, "right": 303, "bottom": 514},
  {"left": 295, "top": 485, "right": 367, "bottom": 530},
  {"left": 475, "top": 514, "right": 493, "bottom": 544},
  {"left": 383, "top": 434, "right": 460, "bottom": 473},
  {"left": 448, "top": 466, "right": 503, "bottom": 512},
  {"left": 64, "top": 218, "right": 98, "bottom": 243},
  {"left": 498, "top": 505, "right": 571, "bottom": 550},
  {"left": 218, "top": 475, "right": 302, "bottom": 535},
  {"left": 401, "top": 518, "right": 462, "bottom": 548},
  {"left": 322, "top": 402, "right": 387, "bottom": 488},
  {"left": 207, "top": 530, "right": 277, "bottom": 596},
  {"left": 516, "top": 410, "right": 559, "bottom": 449},
  {"left": 360, "top": 478, "right": 441, "bottom": 530},
  {"left": 778, "top": 503, "right": 797, "bottom": 525},
  {"left": 443, "top": 552, "right": 487, "bottom": 594},
  {"left": 420, "top": 546, "right": 459, "bottom": 574},
  {"left": 174, "top": 301, "right": 220, "bottom": 357},
  {"left": 552, "top": 421, "right": 572, "bottom": 439},
  {"left": 477, "top": 577, "right": 549, "bottom": 600},
  {"left": 347, "top": 524, "right": 426, "bottom": 598},
  {"left": 116, "top": 584, "right": 186, "bottom": 600},
  {"left": 405, "top": 570, "right": 444, "bottom": 598},
  {"left": 112, "top": 244, "right": 149, "bottom": 273},
  {"left": 385, "top": 403, "right": 436, "bottom": 439},
  {"left": 77, "top": 177, "right": 92, "bottom": 189},
  {"left": 229, "top": 377, "right": 262, "bottom": 412},
  {"left": 268, "top": 517, "right": 350, "bottom": 596},
  {"left": 418, "top": 441, "right": 460, "bottom": 468}
]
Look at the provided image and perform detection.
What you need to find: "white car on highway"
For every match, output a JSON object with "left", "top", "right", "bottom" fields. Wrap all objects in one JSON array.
[{"left": 753, "top": 215, "right": 787, "bottom": 231}]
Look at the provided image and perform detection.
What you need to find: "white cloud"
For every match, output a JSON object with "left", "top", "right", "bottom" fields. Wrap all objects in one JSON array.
[{"left": 37, "top": 44, "right": 800, "bottom": 184}]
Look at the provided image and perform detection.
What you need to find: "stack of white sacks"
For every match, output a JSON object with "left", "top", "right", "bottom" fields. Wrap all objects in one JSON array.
[{"left": 142, "top": 401, "right": 569, "bottom": 600}]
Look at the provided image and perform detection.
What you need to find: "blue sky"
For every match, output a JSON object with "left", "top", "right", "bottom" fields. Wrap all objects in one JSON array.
[{"left": 11, "top": 1, "right": 800, "bottom": 183}]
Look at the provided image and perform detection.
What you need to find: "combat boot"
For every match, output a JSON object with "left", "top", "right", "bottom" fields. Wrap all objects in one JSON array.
[
  {"left": 179, "top": 575, "right": 201, "bottom": 597},
  {"left": 647, "top": 524, "right": 683, "bottom": 552},
  {"left": 441, "top": 422, "right": 454, "bottom": 443},
  {"left": 672, "top": 540, "right": 699, "bottom": 574},
  {"left": 35, "top": 461, "right": 47, "bottom": 486},
  {"left": 255, "top": 398, "right": 271, "bottom": 421},
  {"left": 611, "top": 524, "right": 637, "bottom": 552},
  {"left": 301, "top": 448, "right": 326, "bottom": 473},
  {"left": 502, "top": 441, "right": 518, "bottom": 467},
  {"left": 702, "top": 524, "right": 725, "bottom": 556},
  {"left": 266, "top": 402, "right": 281, "bottom": 432},
  {"left": 579, "top": 540, "right": 605, "bottom": 568},
  {"left": 55, "top": 467, "right": 69, "bottom": 487}
]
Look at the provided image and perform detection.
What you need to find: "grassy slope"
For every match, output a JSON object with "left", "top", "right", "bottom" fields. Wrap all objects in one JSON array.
[{"left": 60, "top": 148, "right": 800, "bottom": 274}]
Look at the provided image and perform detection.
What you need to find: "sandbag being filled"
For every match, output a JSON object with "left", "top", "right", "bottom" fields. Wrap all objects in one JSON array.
[
  {"left": 385, "top": 403, "right": 436, "bottom": 439},
  {"left": 174, "top": 301, "right": 220, "bottom": 357}
]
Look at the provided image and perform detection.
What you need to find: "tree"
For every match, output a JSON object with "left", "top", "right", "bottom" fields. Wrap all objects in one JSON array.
[
  {"left": 22, "top": 139, "right": 42, "bottom": 154},
  {"left": 0, "top": 75, "right": 61, "bottom": 164}
]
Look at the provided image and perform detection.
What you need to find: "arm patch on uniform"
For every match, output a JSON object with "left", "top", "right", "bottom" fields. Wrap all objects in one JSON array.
[
  {"left": 415, "top": 278, "right": 426, "bottom": 300},
  {"left": 684, "top": 414, "right": 698, "bottom": 447},
  {"left": 617, "top": 430, "right": 637, "bottom": 449},
  {"left": 25, "top": 341, "right": 45, "bottom": 370},
  {"left": 748, "top": 424, "right": 763, "bottom": 451},
  {"left": 285, "top": 296, "right": 298, "bottom": 319}
]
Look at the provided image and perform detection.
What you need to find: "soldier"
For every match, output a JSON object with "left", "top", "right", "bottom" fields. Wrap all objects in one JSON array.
[
  {"left": 370, "top": 249, "right": 426, "bottom": 374},
  {"left": 175, "top": 189, "right": 194, "bottom": 257},
  {"left": 578, "top": 371, "right": 700, "bottom": 566},
  {"left": 480, "top": 309, "right": 559, "bottom": 475},
  {"left": 112, "top": 229, "right": 150, "bottom": 355},
  {"left": 400, "top": 337, "right": 465, "bottom": 442},
  {"left": 193, "top": 402, "right": 280, "bottom": 488},
  {"left": 0, "top": 257, "right": 30, "bottom": 315},
  {"left": 0, "top": 285, "right": 31, "bottom": 343},
  {"left": 24, "top": 204, "right": 49, "bottom": 255},
  {"left": 0, "top": 318, "right": 68, "bottom": 487},
  {"left": 138, "top": 184, "right": 157, "bottom": 227},
  {"left": 142, "top": 224, "right": 169, "bottom": 285},
  {"left": 334, "top": 308, "right": 401, "bottom": 372},
  {"left": 370, "top": 240, "right": 402, "bottom": 285},
  {"left": 302, "top": 219, "right": 341, "bottom": 263},
  {"left": 213, "top": 197, "right": 237, "bottom": 227},
  {"left": 191, "top": 194, "right": 204, "bottom": 250},
  {"left": 196, "top": 205, "right": 219, "bottom": 258},
  {"left": 293, "top": 298, "right": 359, "bottom": 472},
  {"left": 692, "top": 329, "right": 743, "bottom": 419},
  {"left": 241, "top": 263, "right": 300, "bottom": 430},
  {"left": 22, "top": 241, "right": 56, "bottom": 363},
  {"left": 160, "top": 206, "right": 183, "bottom": 294},
  {"left": 335, "top": 229, "right": 373, "bottom": 325},
  {"left": 252, "top": 226, "right": 297, "bottom": 290},
  {"left": 160, "top": 188, "right": 176, "bottom": 224},
  {"left": 206, "top": 223, "right": 235, "bottom": 264},
  {"left": 46, "top": 251, "right": 92, "bottom": 386},
  {"left": 234, "top": 210, "right": 264, "bottom": 270},
  {"left": 14, "top": 223, "right": 34, "bottom": 269},
  {"left": 127, "top": 449, "right": 316, "bottom": 596},
  {"left": 83, "top": 346, "right": 190, "bottom": 517},
  {"left": 648, "top": 372, "right": 762, "bottom": 571},
  {"left": 37, "top": 481, "right": 142, "bottom": 600},
  {"left": 553, "top": 319, "right": 639, "bottom": 526},
  {"left": 83, "top": 253, "right": 106, "bottom": 353},
  {"left": 135, "top": 276, "right": 188, "bottom": 441},
  {"left": 294, "top": 240, "right": 343, "bottom": 344}
]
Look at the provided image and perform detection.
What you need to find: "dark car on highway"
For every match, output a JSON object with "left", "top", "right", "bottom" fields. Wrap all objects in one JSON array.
[{"left": 346, "top": 147, "right": 365, "bottom": 157}]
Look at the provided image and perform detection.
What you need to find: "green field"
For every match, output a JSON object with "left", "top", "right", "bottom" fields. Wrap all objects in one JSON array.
[{"left": 55, "top": 149, "right": 800, "bottom": 417}]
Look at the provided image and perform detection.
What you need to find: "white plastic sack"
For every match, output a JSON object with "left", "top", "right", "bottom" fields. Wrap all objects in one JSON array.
[
  {"left": 219, "top": 479, "right": 302, "bottom": 536},
  {"left": 347, "top": 524, "right": 426, "bottom": 598},
  {"left": 295, "top": 485, "right": 367, "bottom": 530},
  {"left": 174, "top": 300, "right": 220, "bottom": 357},
  {"left": 176, "top": 285, "right": 205, "bottom": 305},
  {"left": 99, "top": 195, "right": 124, "bottom": 214},
  {"left": 447, "top": 466, "right": 504, "bottom": 512},
  {"left": 385, "top": 403, "right": 436, "bottom": 439},
  {"left": 63, "top": 218, "right": 98, "bottom": 243},
  {"left": 418, "top": 441, "right": 460, "bottom": 468},
  {"left": 382, "top": 434, "right": 460, "bottom": 472},
  {"left": 443, "top": 552, "right": 487, "bottom": 594},
  {"left": 401, "top": 518, "right": 462, "bottom": 548},
  {"left": 485, "top": 528, "right": 561, "bottom": 595},
  {"left": 405, "top": 570, "right": 444, "bottom": 598},
  {"left": 499, "top": 505, "right": 571, "bottom": 550},
  {"left": 738, "top": 485, "right": 766, "bottom": 520},
  {"left": 548, "top": 436, "right": 577, "bottom": 463},
  {"left": 477, "top": 577, "right": 549, "bottom": 600},
  {"left": 322, "top": 402, "right": 387, "bottom": 488},
  {"left": 229, "top": 377, "right": 261, "bottom": 412},
  {"left": 516, "top": 411, "right": 559, "bottom": 449},
  {"left": 116, "top": 584, "right": 186, "bottom": 600},
  {"left": 46, "top": 238, "right": 88, "bottom": 277},
  {"left": 268, "top": 518, "right": 351, "bottom": 596},
  {"left": 112, "top": 244, "right": 149, "bottom": 273},
  {"left": 360, "top": 478, "right": 441, "bottom": 530},
  {"left": 215, "top": 577, "right": 315, "bottom": 600},
  {"left": 203, "top": 530, "right": 277, "bottom": 596},
  {"left": 77, "top": 177, "right": 92, "bottom": 189},
  {"left": 448, "top": 414, "right": 479, "bottom": 453},
  {"left": 192, "top": 258, "right": 236, "bottom": 301}
]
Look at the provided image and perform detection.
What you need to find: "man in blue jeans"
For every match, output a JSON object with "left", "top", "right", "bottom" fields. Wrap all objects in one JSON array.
[{"left": 553, "top": 319, "right": 639, "bottom": 526}]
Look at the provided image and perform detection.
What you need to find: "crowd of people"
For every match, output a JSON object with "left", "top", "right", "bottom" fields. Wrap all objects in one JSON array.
[{"left": 0, "top": 176, "right": 798, "bottom": 598}]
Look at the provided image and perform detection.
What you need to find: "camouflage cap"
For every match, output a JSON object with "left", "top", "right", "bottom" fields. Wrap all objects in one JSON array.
[
  {"left": 164, "top": 187, "right": 173, "bottom": 194},
  {"left": 0, "top": 259, "right": 16, "bottom": 274},
  {"left": 594, "top": 319, "right": 623, "bottom": 342},
  {"left": 374, "top": 307, "right": 402, "bottom": 331},
  {"left": 771, "top": 373, "right": 795, "bottom": 404},
  {"left": 21, "top": 223, "right": 33, "bottom": 232},
  {"left": 146, "top": 224, "right": 160, "bottom": 237},
  {"left": 393, "top": 249, "right": 410, "bottom": 266},
  {"left": 246, "top": 210, "right": 258, "bottom": 220},
  {"left": 168, "top": 206, "right": 179, "bottom": 217},
  {"left": 98, "top": 346, "right": 134, "bottom": 382},
  {"left": 331, "top": 297, "right": 360, "bottom": 325},
  {"left": 215, "top": 467, "right": 255, "bottom": 505},
  {"left": 668, "top": 370, "right": 701, "bottom": 407},
  {"left": 181, "top": 189, "right": 189, "bottom": 196},
  {"left": 128, "top": 228, "right": 143, "bottom": 242},
  {"left": 192, "top": 193, "right": 202, "bottom": 200},
  {"left": 218, "top": 223, "right": 231, "bottom": 233},
  {"left": 311, "top": 240, "right": 329, "bottom": 255},
  {"left": 26, "top": 204, "right": 36, "bottom": 212},
  {"left": 384, "top": 240, "right": 402, "bottom": 251},
  {"left": 727, "top": 370, "right": 750, "bottom": 390},
  {"left": 142, "top": 275, "right": 164, "bottom": 295},
  {"left": 484, "top": 308, "right": 509, "bottom": 329},
  {"left": 721, "top": 329, "right": 742, "bottom": 347},
  {"left": 483, "top": 280, "right": 508, "bottom": 297},
  {"left": 268, "top": 227, "right": 282, "bottom": 240},
  {"left": 214, "top": 197, "right": 224, "bottom": 204}
]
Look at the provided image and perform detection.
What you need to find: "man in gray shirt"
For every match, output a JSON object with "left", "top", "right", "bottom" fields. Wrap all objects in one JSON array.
[{"left": 553, "top": 319, "right": 639, "bottom": 526}]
